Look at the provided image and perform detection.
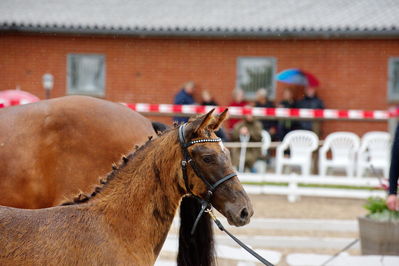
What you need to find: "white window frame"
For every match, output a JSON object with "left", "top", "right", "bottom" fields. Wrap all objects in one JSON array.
[
  {"left": 388, "top": 57, "right": 399, "bottom": 102},
  {"left": 236, "top": 57, "right": 277, "bottom": 100},
  {"left": 67, "top": 54, "right": 105, "bottom": 97}
]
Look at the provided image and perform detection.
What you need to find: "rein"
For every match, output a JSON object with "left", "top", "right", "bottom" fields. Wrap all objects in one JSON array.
[{"left": 178, "top": 124, "right": 274, "bottom": 266}]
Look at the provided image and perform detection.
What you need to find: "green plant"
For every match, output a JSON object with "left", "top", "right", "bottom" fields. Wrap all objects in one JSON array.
[{"left": 364, "top": 197, "right": 399, "bottom": 221}]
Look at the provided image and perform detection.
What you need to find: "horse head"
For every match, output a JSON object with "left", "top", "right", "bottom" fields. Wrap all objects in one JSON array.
[{"left": 180, "top": 109, "right": 254, "bottom": 226}]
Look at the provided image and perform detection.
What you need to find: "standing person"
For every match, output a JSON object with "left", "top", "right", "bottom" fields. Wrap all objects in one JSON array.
[
  {"left": 296, "top": 87, "right": 324, "bottom": 134},
  {"left": 278, "top": 88, "right": 296, "bottom": 140},
  {"left": 227, "top": 88, "right": 248, "bottom": 130},
  {"left": 200, "top": 89, "right": 228, "bottom": 141},
  {"left": 387, "top": 123, "right": 399, "bottom": 210},
  {"left": 255, "top": 88, "right": 278, "bottom": 141},
  {"left": 173, "top": 81, "right": 196, "bottom": 124}
]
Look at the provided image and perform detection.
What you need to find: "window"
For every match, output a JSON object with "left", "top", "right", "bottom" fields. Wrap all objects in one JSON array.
[
  {"left": 388, "top": 57, "right": 399, "bottom": 101},
  {"left": 67, "top": 54, "right": 105, "bottom": 96},
  {"left": 236, "top": 57, "right": 276, "bottom": 100}
]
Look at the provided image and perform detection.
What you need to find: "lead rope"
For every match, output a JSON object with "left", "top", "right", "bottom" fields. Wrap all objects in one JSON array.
[
  {"left": 319, "top": 239, "right": 359, "bottom": 266},
  {"left": 190, "top": 195, "right": 212, "bottom": 235},
  {"left": 320, "top": 151, "right": 386, "bottom": 266},
  {"left": 206, "top": 209, "right": 275, "bottom": 266}
]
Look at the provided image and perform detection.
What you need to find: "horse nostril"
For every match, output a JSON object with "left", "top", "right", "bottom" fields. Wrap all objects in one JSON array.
[{"left": 240, "top": 208, "right": 249, "bottom": 220}]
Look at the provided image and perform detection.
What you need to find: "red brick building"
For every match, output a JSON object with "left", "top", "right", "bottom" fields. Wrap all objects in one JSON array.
[{"left": 1, "top": 0, "right": 399, "bottom": 136}]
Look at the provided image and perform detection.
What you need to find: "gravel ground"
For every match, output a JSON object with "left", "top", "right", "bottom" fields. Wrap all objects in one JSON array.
[
  {"left": 248, "top": 194, "right": 368, "bottom": 220},
  {"left": 160, "top": 194, "right": 370, "bottom": 265},
  {"left": 221, "top": 194, "right": 366, "bottom": 265}
]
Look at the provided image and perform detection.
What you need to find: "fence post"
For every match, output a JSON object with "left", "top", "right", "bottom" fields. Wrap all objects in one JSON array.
[{"left": 288, "top": 173, "right": 299, "bottom": 203}]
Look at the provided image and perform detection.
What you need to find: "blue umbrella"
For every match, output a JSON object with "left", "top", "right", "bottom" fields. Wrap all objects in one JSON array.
[{"left": 276, "top": 69, "right": 319, "bottom": 87}]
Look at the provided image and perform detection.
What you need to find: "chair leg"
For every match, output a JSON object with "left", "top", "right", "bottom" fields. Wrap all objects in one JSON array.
[
  {"left": 383, "top": 166, "right": 389, "bottom": 179},
  {"left": 347, "top": 165, "right": 354, "bottom": 177},
  {"left": 356, "top": 165, "right": 363, "bottom": 178},
  {"left": 356, "top": 164, "right": 362, "bottom": 177},
  {"left": 302, "top": 163, "right": 310, "bottom": 176},
  {"left": 276, "top": 162, "right": 283, "bottom": 175},
  {"left": 319, "top": 165, "right": 326, "bottom": 177}
]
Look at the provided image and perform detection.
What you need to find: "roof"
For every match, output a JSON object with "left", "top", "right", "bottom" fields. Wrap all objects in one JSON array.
[{"left": 1, "top": 0, "right": 399, "bottom": 38}]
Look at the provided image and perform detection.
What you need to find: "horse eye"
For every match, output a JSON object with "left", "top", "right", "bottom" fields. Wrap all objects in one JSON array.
[{"left": 202, "top": 155, "right": 215, "bottom": 164}]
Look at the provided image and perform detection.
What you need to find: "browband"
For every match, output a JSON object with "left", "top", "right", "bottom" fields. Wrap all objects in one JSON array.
[{"left": 178, "top": 124, "right": 237, "bottom": 234}]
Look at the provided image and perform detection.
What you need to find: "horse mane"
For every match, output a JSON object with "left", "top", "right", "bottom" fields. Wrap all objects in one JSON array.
[
  {"left": 60, "top": 120, "right": 216, "bottom": 266},
  {"left": 177, "top": 196, "right": 215, "bottom": 266},
  {"left": 60, "top": 143, "right": 146, "bottom": 206},
  {"left": 60, "top": 129, "right": 172, "bottom": 206}
]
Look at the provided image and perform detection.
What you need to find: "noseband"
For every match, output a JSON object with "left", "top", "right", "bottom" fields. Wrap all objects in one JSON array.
[
  {"left": 178, "top": 124, "right": 236, "bottom": 234},
  {"left": 178, "top": 124, "right": 274, "bottom": 265}
]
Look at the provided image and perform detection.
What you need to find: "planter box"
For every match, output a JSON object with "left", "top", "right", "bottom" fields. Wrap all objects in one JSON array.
[{"left": 358, "top": 216, "right": 399, "bottom": 255}]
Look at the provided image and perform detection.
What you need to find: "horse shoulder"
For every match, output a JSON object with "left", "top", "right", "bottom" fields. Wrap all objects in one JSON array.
[{"left": 0, "top": 205, "right": 130, "bottom": 264}]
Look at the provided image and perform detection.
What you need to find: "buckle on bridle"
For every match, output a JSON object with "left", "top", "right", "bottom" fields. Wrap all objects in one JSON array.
[{"left": 204, "top": 207, "right": 216, "bottom": 220}]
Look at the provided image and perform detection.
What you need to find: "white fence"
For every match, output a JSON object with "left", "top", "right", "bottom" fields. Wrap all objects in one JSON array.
[{"left": 238, "top": 173, "right": 387, "bottom": 202}]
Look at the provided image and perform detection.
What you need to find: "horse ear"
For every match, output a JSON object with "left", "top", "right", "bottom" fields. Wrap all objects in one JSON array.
[
  {"left": 184, "top": 109, "right": 215, "bottom": 138},
  {"left": 212, "top": 108, "right": 229, "bottom": 131},
  {"left": 196, "top": 109, "right": 215, "bottom": 132}
]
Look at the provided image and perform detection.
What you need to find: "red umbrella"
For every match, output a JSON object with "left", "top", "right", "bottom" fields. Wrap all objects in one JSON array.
[{"left": 0, "top": 90, "right": 40, "bottom": 108}]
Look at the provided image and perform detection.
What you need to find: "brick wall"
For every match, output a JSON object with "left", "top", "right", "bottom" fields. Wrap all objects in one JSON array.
[{"left": 1, "top": 33, "right": 398, "bottom": 136}]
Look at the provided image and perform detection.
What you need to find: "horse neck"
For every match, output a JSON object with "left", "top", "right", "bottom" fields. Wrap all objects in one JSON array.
[{"left": 92, "top": 130, "right": 185, "bottom": 259}]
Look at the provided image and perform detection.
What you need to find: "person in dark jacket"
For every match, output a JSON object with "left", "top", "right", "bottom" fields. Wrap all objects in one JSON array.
[
  {"left": 255, "top": 88, "right": 278, "bottom": 141},
  {"left": 296, "top": 87, "right": 324, "bottom": 134},
  {"left": 200, "top": 89, "right": 228, "bottom": 141},
  {"left": 173, "top": 81, "right": 196, "bottom": 124},
  {"left": 387, "top": 123, "right": 399, "bottom": 210},
  {"left": 278, "top": 88, "right": 296, "bottom": 140}
]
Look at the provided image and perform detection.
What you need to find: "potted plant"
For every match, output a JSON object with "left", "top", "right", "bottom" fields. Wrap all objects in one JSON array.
[{"left": 358, "top": 197, "right": 399, "bottom": 255}]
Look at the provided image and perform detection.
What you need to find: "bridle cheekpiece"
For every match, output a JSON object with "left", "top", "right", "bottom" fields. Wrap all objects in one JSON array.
[
  {"left": 178, "top": 124, "right": 236, "bottom": 234},
  {"left": 178, "top": 124, "right": 274, "bottom": 265}
]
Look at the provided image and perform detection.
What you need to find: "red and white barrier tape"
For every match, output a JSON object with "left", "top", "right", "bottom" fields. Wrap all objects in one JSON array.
[
  {"left": 1, "top": 100, "right": 396, "bottom": 120},
  {"left": 124, "top": 103, "right": 395, "bottom": 120},
  {"left": 0, "top": 99, "right": 35, "bottom": 108}
]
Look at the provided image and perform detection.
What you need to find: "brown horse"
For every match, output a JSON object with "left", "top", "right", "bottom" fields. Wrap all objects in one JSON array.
[
  {"left": 0, "top": 95, "right": 158, "bottom": 208},
  {"left": 0, "top": 109, "right": 253, "bottom": 265}
]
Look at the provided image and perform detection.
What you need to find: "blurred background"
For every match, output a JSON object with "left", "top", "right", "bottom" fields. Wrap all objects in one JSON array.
[{"left": 1, "top": 0, "right": 399, "bottom": 265}]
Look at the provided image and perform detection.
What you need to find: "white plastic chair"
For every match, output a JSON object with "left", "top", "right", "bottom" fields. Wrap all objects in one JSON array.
[
  {"left": 253, "top": 130, "right": 272, "bottom": 173},
  {"left": 318, "top": 132, "right": 360, "bottom": 177},
  {"left": 357, "top": 131, "right": 391, "bottom": 178},
  {"left": 276, "top": 130, "right": 319, "bottom": 176},
  {"left": 261, "top": 130, "right": 272, "bottom": 157},
  {"left": 238, "top": 134, "right": 250, "bottom": 172}
]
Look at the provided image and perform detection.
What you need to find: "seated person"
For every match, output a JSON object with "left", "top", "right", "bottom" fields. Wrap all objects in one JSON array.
[{"left": 231, "top": 113, "right": 263, "bottom": 172}]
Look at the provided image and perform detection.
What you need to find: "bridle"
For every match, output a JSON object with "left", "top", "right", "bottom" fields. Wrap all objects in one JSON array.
[
  {"left": 178, "top": 123, "right": 274, "bottom": 266},
  {"left": 178, "top": 124, "right": 236, "bottom": 234}
]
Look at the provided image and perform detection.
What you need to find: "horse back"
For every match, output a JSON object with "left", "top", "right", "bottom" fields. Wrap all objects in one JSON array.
[{"left": 0, "top": 96, "right": 156, "bottom": 208}]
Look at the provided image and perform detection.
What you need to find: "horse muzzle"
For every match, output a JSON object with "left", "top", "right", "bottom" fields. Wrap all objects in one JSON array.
[{"left": 223, "top": 200, "right": 254, "bottom": 226}]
